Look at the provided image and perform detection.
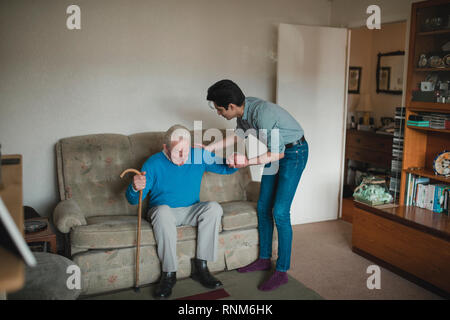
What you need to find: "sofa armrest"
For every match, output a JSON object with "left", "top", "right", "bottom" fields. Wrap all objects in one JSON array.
[
  {"left": 245, "top": 181, "right": 261, "bottom": 202},
  {"left": 53, "top": 200, "right": 86, "bottom": 234}
]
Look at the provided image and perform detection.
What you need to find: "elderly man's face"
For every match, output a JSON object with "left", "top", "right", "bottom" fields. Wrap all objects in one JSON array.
[{"left": 165, "top": 138, "right": 190, "bottom": 166}]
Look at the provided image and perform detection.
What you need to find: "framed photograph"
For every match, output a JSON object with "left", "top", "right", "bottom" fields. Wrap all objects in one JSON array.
[{"left": 348, "top": 67, "right": 361, "bottom": 94}]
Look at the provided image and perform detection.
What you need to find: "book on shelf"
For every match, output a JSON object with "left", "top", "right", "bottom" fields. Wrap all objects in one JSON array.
[
  {"left": 407, "top": 120, "right": 430, "bottom": 127},
  {"left": 392, "top": 148, "right": 403, "bottom": 159},
  {"left": 434, "top": 185, "right": 448, "bottom": 214},
  {"left": 405, "top": 173, "right": 449, "bottom": 215},
  {"left": 393, "top": 137, "right": 404, "bottom": 146},
  {"left": 410, "top": 112, "right": 450, "bottom": 129},
  {"left": 416, "top": 183, "right": 426, "bottom": 208},
  {"left": 443, "top": 188, "right": 450, "bottom": 215},
  {"left": 391, "top": 159, "right": 402, "bottom": 173},
  {"left": 425, "top": 184, "right": 435, "bottom": 211},
  {"left": 406, "top": 173, "right": 412, "bottom": 206},
  {"left": 413, "top": 176, "right": 430, "bottom": 207}
]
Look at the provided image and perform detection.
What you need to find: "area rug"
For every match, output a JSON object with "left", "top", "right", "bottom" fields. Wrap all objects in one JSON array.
[
  {"left": 176, "top": 288, "right": 231, "bottom": 300},
  {"left": 82, "top": 270, "right": 323, "bottom": 300}
]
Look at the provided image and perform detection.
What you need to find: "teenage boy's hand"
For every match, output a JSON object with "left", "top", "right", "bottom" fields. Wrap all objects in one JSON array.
[
  {"left": 193, "top": 143, "right": 206, "bottom": 149},
  {"left": 226, "top": 153, "right": 248, "bottom": 168},
  {"left": 194, "top": 143, "right": 213, "bottom": 153}
]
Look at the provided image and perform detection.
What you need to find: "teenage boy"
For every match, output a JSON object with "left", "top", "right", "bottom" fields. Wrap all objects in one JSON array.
[{"left": 203, "top": 80, "right": 309, "bottom": 291}]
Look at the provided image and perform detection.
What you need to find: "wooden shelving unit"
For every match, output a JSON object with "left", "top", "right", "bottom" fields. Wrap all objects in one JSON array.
[
  {"left": 352, "top": 0, "right": 450, "bottom": 297},
  {"left": 404, "top": 167, "right": 450, "bottom": 184},
  {"left": 400, "top": 0, "right": 450, "bottom": 208}
]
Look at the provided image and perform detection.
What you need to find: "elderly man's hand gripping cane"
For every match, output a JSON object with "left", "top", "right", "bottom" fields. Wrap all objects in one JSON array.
[{"left": 120, "top": 168, "right": 146, "bottom": 292}]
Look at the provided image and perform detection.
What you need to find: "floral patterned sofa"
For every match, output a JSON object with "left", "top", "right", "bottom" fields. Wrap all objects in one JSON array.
[{"left": 53, "top": 131, "right": 277, "bottom": 295}]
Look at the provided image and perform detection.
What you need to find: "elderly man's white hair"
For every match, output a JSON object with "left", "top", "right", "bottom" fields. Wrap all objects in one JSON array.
[{"left": 164, "top": 125, "right": 191, "bottom": 149}]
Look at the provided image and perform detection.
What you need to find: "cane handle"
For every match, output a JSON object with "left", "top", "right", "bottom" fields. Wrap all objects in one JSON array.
[{"left": 120, "top": 168, "right": 144, "bottom": 178}]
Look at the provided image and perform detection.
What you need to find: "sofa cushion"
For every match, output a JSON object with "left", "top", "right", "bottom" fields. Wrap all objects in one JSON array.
[
  {"left": 71, "top": 200, "right": 257, "bottom": 249},
  {"left": 221, "top": 201, "right": 258, "bottom": 231},
  {"left": 71, "top": 215, "right": 198, "bottom": 249}
]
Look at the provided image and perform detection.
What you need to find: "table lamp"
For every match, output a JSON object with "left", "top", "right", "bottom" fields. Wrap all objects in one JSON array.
[{"left": 356, "top": 93, "right": 373, "bottom": 126}]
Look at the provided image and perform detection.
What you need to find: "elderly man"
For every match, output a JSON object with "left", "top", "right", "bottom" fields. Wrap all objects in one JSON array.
[{"left": 125, "top": 125, "right": 237, "bottom": 299}]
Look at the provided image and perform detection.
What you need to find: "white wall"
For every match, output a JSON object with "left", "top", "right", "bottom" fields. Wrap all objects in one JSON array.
[{"left": 0, "top": 0, "right": 333, "bottom": 217}]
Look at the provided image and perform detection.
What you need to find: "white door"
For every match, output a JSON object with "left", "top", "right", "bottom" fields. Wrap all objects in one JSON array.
[{"left": 277, "top": 23, "right": 349, "bottom": 225}]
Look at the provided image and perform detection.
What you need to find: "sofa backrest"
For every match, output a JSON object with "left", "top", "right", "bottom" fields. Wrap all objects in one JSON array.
[{"left": 56, "top": 131, "right": 251, "bottom": 217}]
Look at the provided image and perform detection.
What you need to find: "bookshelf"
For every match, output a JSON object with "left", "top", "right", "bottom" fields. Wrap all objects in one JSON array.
[
  {"left": 400, "top": 0, "right": 450, "bottom": 210},
  {"left": 352, "top": 0, "right": 450, "bottom": 296}
]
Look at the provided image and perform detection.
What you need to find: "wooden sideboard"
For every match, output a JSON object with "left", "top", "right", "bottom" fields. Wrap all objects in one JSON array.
[
  {"left": 353, "top": 201, "right": 450, "bottom": 296},
  {"left": 342, "top": 129, "right": 393, "bottom": 223},
  {"left": 345, "top": 129, "right": 393, "bottom": 170}
]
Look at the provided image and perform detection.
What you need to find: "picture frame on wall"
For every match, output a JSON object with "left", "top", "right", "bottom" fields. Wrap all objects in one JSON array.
[{"left": 348, "top": 67, "right": 361, "bottom": 94}]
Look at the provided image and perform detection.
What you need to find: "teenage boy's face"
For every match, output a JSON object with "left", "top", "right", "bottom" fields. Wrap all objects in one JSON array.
[{"left": 214, "top": 102, "right": 236, "bottom": 120}]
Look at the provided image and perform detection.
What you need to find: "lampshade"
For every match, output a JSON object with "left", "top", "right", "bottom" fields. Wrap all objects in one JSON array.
[{"left": 356, "top": 93, "right": 373, "bottom": 112}]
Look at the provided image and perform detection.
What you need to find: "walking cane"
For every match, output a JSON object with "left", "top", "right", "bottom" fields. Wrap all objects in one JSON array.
[{"left": 120, "top": 168, "right": 144, "bottom": 292}]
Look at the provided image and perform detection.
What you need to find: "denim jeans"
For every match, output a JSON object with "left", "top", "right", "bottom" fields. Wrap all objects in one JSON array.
[{"left": 257, "top": 140, "right": 309, "bottom": 272}]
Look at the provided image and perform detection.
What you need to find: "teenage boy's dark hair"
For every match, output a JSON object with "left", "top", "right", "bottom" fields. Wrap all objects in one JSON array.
[{"left": 207, "top": 80, "right": 245, "bottom": 110}]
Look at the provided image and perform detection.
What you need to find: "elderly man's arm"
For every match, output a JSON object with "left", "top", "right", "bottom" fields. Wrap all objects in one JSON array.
[
  {"left": 125, "top": 163, "right": 153, "bottom": 205},
  {"left": 203, "top": 150, "right": 239, "bottom": 175},
  {"left": 204, "top": 132, "right": 241, "bottom": 153}
]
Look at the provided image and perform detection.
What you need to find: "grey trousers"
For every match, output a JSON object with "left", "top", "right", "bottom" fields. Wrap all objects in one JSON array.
[{"left": 148, "top": 201, "right": 223, "bottom": 272}]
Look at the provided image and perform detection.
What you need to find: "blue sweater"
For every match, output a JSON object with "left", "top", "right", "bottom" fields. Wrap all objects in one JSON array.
[{"left": 125, "top": 148, "right": 238, "bottom": 208}]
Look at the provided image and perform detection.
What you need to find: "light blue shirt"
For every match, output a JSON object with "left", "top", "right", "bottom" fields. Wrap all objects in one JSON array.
[{"left": 235, "top": 97, "right": 304, "bottom": 153}]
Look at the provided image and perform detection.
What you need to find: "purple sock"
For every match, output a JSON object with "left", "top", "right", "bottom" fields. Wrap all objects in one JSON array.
[
  {"left": 237, "top": 258, "right": 271, "bottom": 273},
  {"left": 258, "top": 271, "right": 288, "bottom": 291}
]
